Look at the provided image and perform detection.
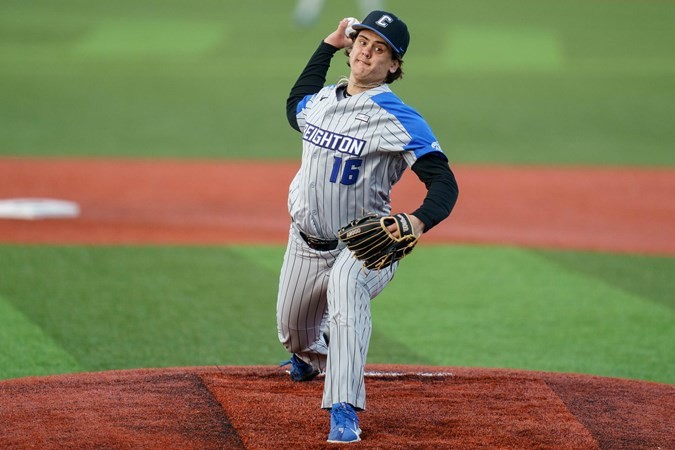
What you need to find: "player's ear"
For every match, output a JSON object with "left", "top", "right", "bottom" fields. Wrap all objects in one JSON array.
[{"left": 389, "top": 59, "right": 400, "bottom": 74}]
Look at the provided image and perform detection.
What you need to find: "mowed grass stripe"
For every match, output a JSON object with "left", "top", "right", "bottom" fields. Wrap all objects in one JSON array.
[
  {"left": 0, "top": 246, "right": 282, "bottom": 374},
  {"left": 369, "top": 246, "right": 675, "bottom": 384},
  {"left": 1, "top": 1, "right": 675, "bottom": 163},
  {"left": 0, "top": 295, "right": 81, "bottom": 379},
  {"left": 73, "top": 19, "right": 225, "bottom": 57},
  {"left": 1, "top": 245, "right": 671, "bottom": 384},
  {"left": 444, "top": 26, "right": 564, "bottom": 72}
]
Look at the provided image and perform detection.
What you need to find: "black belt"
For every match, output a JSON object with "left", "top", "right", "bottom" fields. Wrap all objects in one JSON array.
[{"left": 299, "top": 231, "right": 339, "bottom": 251}]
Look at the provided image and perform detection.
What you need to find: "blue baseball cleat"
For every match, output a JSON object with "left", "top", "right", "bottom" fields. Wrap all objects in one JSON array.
[
  {"left": 279, "top": 354, "right": 320, "bottom": 382},
  {"left": 327, "top": 402, "right": 361, "bottom": 443}
]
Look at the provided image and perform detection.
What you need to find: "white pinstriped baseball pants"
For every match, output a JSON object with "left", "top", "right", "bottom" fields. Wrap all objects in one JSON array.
[{"left": 277, "top": 223, "right": 396, "bottom": 410}]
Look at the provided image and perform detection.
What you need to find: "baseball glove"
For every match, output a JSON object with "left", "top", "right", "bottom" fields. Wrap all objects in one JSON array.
[{"left": 337, "top": 213, "right": 419, "bottom": 270}]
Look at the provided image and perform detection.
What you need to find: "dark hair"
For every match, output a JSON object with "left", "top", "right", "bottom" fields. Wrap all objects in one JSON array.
[{"left": 344, "top": 32, "right": 404, "bottom": 84}]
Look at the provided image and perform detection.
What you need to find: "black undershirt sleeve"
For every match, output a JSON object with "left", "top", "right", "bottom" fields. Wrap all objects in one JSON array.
[
  {"left": 286, "top": 42, "right": 340, "bottom": 131},
  {"left": 410, "top": 152, "right": 459, "bottom": 232}
]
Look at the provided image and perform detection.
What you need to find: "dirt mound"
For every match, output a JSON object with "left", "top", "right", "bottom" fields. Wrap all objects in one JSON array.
[{"left": 1, "top": 365, "right": 672, "bottom": 449}]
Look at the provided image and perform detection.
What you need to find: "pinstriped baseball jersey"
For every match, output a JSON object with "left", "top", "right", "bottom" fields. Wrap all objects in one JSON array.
[{"left": 289, "top": 82, "right": 445, "bottom": 239}]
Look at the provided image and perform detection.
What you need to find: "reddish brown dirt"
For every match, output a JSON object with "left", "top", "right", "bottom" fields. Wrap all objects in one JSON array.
[
  {"left": 1, "top": 157, "right": 674, "bottom": 254},
  {"left": 1, "top": 157, "right": 674, "bottom": 448},
  {"left": 0, "top": 366, "right": 672, "bottom": 449}
]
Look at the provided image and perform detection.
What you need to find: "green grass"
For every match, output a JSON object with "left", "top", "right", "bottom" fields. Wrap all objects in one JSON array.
[
  {"left": 0, "top": 246, "right": 282, "bottom": 379},
  {"left": 369, "top": 246, "right": 674, "bottom": 383},
  {"left": 1, "top": 244, "right": 672, "bottom": 384},
  {"left": 1, "top": 0, "right": 674, "bottom": 164}
]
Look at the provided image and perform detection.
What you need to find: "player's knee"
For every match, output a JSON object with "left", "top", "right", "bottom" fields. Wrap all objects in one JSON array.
[
  {"left": 278, "top": 326, "right": 310, "bottom": 353},
  {"left": 281, "top": 338, "right": 304, "bottom": 354}
]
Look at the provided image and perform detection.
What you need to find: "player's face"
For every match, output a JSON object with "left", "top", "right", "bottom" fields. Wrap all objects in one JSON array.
[{"left": 349, "top": 30, "right": 400, "bottom": 86}]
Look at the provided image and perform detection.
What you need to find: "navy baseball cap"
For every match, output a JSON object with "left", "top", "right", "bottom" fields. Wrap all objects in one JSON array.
[{"left": 352, "top": 10, "right": 410, "bottom": 58}]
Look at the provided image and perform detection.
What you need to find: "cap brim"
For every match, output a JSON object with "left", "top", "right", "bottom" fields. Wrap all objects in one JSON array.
[{"left": 351, "top": 24, "right": 402, "bottom": 57}]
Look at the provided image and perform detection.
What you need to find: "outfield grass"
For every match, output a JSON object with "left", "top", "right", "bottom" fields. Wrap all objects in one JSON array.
[
  {"left": 1, "top": 245, "right": 672, "bottom": 384},
  {"left": 1, "top": 0, "right": 674, "bottom": 163}
]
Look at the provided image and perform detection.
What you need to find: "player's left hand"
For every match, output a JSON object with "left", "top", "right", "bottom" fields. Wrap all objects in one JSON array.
[{"left": 386, "top": 214, "right": 424, "bottom": 238}]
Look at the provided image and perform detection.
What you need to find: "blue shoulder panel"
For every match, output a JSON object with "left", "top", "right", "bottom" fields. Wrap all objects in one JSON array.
[
  {"left": 296, "top": 93, "right": 315, "bottom": 115},
  {"left": 296, "top": 85, "right": 336, "bottom": 116},
  {"left": 371, "top": 92, "right": 444, "bottom": 159}
]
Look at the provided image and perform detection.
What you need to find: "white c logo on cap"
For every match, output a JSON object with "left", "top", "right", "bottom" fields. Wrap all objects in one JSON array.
[{"left": 375, "top": 15, "right": 393, "bottom": 28}]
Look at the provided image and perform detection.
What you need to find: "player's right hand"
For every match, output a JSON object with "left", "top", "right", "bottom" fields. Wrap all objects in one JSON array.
[{"left": 323, "top": 18, "right": 355, "bottom": 49}]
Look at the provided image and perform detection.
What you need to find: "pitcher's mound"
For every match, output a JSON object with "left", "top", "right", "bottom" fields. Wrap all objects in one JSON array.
[{"left": 0, "top": 365, "right": 672, "bottom": 449}]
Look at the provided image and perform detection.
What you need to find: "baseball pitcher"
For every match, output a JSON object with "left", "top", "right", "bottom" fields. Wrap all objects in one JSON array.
[{"left": 276, "top": 10, "right": 459, "bottom": 443}]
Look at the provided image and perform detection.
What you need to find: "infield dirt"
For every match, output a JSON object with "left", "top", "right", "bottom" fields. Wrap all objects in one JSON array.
[
  {"left": 1, "top": 158, "right": 673, "bottom": 448},
  {"left": 1, "top": 158, "right": 674, "bottom": 255}
]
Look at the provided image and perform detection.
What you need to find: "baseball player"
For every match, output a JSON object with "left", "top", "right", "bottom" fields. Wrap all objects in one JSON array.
[{"left": 277, "top": 11, "right": 459, "bottom": 443}]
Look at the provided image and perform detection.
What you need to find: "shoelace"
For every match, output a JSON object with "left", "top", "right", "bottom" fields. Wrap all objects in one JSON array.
[{"left": 333, "top": 403, "right": 358, "bottom": 429}]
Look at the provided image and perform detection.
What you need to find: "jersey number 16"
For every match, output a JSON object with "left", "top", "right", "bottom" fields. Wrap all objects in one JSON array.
[{"left": 329, "top": 156, "right": 362, "bottom": 186}]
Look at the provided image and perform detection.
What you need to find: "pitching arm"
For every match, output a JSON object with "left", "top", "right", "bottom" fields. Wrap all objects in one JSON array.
[{"left": 286, "top": 42, "right": 339, "bottom": 131}]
